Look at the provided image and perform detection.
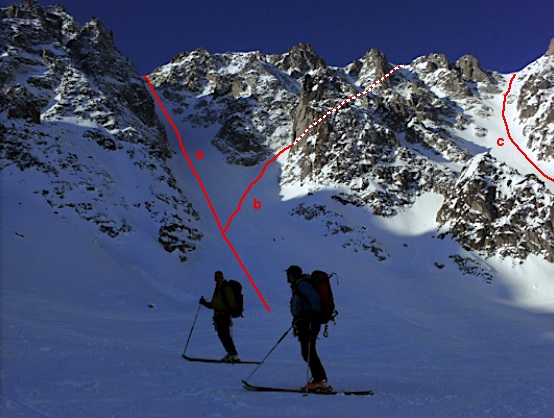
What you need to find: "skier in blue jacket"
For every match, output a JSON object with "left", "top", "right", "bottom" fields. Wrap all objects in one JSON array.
[{"left": 286, "top": 265, "right": 330, "bottom": 391}]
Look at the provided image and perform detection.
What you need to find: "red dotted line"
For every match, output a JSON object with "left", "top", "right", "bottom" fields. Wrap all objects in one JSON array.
[
  {"left": 224, "top": 64, "right": 407, "bottom": 232},
  {"left": 145, "top": 64, "right": 406, "bottom": 312},
  {"left": 292, "top": 65, "right": 407, "bottom": 146}
]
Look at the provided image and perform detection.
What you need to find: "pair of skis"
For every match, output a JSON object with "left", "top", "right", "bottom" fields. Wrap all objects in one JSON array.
[
  {"left": 242, "top": 380, "right": 373, "bottom": 396},
  {"left": 182, "top": 354, "right": 261, "bottom": 365},
  {"left": 183, "top": 355, "right": 373, "bottom": 396}
]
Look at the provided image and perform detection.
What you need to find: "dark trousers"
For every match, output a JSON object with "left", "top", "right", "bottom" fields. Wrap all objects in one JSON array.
[
  {"left": 214, "top": 315, "right": 237, "bottom": 355},
  {"left": 297, "top": 320, "right": 327, "bottom": 382}
]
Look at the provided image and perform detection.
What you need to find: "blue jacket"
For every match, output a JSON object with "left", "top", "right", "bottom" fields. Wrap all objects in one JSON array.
[{"left": 290, "top": 275, "right": 321, "bottom": 325}]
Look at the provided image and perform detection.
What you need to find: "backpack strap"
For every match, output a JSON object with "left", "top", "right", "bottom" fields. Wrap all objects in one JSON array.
[
  {"left": 295, "top": 286, "right": 312, "bottom": 311},
  {"left": 294, "top": 277, "right": 319, "bottom": 312},
  {"left": 220, "top": 281, "right": 231, "bottom": 309},
  {"left": 221, "top": 284, "right": 229, "bottom": 310}
]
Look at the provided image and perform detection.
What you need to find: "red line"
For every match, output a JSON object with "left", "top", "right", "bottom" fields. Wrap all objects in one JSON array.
[
  {"left": 143, "top": 76, "right": 224, "bottom": 232},
  {"left": 144, "top": 64, "right": 405, "bottom": 311},
  {"left": 502, "top": 74, "right": 554, "bottom": 183},
  {"left": 143, "top": 75, "right": 271, "bottom": 312},
  {"left": 223, "top": 145, "right": 291, "bottom": 233},
  {"left": 223, "top": 64, "right": 407, "bottom": 232}
]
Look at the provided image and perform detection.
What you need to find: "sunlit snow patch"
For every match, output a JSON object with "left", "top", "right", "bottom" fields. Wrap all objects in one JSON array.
[{"left": 371, "top": 192, "right": 444, "bottom": 236}]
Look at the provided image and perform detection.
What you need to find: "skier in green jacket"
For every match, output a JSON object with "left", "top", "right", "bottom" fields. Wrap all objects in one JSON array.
[{"left": 199, "top": 271, "right": 240, "bottom": 362}]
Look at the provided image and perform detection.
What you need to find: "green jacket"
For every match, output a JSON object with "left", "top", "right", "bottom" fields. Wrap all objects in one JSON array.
[{"left": 208, "top": 281, "right": 236, "bottom": 317}]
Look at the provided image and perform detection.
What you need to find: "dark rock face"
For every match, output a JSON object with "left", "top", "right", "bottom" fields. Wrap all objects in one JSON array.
[
  {"left": 0, "top": 2, "right": 202, "bottom": 261},
  {"left": 148, "top": 35, "right": 554, "bottom": 263},
  {"left": 514, "top": 39, "right": 554, "bottom": 161},
  {"left": 437, "top": 153, "right": 554, "bottom": 262},
  {"left": 4, "top": 2, "right": 553, "bottom": 266},
  {"left": 4, "top": 84, "right": 41, "bottom": 124},
  {"left": 213, "top": 101, "right": 272, "bottom": 166},
  {"left": 455, "top": 55, "right": 490, "bottom": 83}
]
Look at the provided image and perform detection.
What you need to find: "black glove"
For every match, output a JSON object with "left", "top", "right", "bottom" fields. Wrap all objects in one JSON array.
[
  {"left": 199, "top": 296, "right": 207, "bottom": 307},
  {"left": 292, "top": 326, "right": 299, "bottom": 337}
]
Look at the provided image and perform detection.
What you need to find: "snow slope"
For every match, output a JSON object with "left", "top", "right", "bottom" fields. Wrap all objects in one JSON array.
[
  {"left": 2, "top": 106, "right": 554, "bottom": 417},
  {"left": 1, "top": 5, "right": 553, "bottom": 413}
]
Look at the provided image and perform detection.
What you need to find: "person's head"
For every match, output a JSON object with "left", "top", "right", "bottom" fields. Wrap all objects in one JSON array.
[
  {"left": 214, "top": 271, "right": 224, "bottom": 285},
  {"left": 285, "top": 265, "right": 302, "bottom": 284}
]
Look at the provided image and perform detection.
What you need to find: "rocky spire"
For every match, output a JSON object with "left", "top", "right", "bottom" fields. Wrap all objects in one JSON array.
[
  {"left": 455, "top": 55, "right": 489, "bottom": 82},
  {"left": 278, "top": 43, "right": 327, "bottom": 74},
  {"left": 546, "top": 37, "right": 554, "bottom": 56}
]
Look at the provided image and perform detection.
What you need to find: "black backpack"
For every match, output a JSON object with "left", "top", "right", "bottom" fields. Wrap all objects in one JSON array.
[{"left": 223, "top": 280, "right": 244, "bottom": 318}]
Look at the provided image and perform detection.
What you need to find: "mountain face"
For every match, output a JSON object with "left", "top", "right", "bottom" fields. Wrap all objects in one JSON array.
[
  {"left": 2, "top": 1, "right": 553, "bottom": 268},
  {"left": 436, "top": 153, "right": 554, "bottom": 262},
  {"left": 516, "top": 39, "right": 554, "bottom": 160},
  {"left": 149, "top": 40, "right": 554, "bottom": 264},
  {"left": 1, "top": 1, "right": 202, "bottom": 261}
]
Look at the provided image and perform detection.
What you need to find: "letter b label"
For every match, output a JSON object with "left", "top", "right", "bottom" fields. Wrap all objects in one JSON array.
[{"left": 254, "top": 199, "right": 262, "bottom": 210}]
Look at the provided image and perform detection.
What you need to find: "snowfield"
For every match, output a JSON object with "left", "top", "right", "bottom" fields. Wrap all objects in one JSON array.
[
  {"left": 1, "top": 5, "right": 553, "bottom": 414},
  {"left": 2, "top": 114, "right": 553, "bottom": 417}
]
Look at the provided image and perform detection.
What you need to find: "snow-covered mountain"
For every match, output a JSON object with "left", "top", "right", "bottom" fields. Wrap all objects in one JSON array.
[
  {"left": 2, "top": 2, "right": 553, "bottom": 417},
  {"left": 1, "top": 0, "right": 202, "bottom": 262},
  {"left": 149, "top": 39, "right": 554, "bottom": 264}
]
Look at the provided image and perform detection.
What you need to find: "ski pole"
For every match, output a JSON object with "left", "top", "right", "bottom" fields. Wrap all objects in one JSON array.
[
  {"left": 244, "top": 325, "right": 293, "bottom": 383},
  {"left": 182, "top": 303, "right": 202, "bottom": 356}
]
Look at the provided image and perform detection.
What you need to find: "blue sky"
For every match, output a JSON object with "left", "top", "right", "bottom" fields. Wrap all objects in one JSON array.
[{"left": 7, "top": 0, "right": 554, "bottom": 75}]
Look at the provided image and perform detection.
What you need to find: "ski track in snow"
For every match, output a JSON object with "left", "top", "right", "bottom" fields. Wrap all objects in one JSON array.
[{"left": 144, "top": 65, "right": 406, "bottom": 312}]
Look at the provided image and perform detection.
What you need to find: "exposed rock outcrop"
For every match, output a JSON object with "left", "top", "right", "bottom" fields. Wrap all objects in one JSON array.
[
  {"left": 437, "top": 153, "right": 554, "bottom": 262},
  {"left": 149, "top": 37, "right": 554, "bottom": 263},
  {"left": 5, "top": 1, "right": 553, "bottom": 266},
  {"left": 515, "top": 38, "right": 554, "bottom": 160},
  {"left": 455, "top": 55, "right": 490, "bottom": 83},
  {"left": 0, "top": 1, "right": 202, "bottom": 261}
]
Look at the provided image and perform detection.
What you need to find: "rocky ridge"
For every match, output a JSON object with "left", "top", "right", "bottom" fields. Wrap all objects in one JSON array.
[
  {"left": 0, "top": 1, "right": 202, "bottom": 261},
  {"left": 3, "top": 1, "right": 553, "bottom": 267},
  {"left": 437, "top": 153, "right": 554, "bottom": 262},
  {"left": 150, "top": 38, "right": 554, "bottom": 263},
  {"left": 514, "top": 50, "right": 554, "bottom": 160}
]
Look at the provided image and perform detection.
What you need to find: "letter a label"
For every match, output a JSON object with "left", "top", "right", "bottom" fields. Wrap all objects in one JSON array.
[{"left": 254, "top": 199, "right": 262, "bottom": 210}]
